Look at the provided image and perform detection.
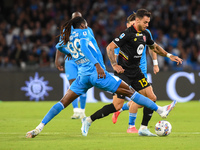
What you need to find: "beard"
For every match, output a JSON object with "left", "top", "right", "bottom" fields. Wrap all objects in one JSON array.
[{"left": 138, "top": 25, "right": 144, "bottom": 31}]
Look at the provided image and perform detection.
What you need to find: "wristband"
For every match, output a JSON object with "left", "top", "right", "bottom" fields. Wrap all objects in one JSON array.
[
  {"left": 166, "top": 53, "right": 172, "bottom": 58},
  {"left": 153, "top": 60, "right": 158, "bottom": 66}
]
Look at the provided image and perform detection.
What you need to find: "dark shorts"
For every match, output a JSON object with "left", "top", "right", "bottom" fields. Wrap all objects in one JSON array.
[{"left": 114, "top": 71, "right": 150, "bottom": 99}]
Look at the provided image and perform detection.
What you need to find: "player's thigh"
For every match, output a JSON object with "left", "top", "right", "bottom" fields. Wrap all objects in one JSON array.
[
  {"left": 93, "top": 71, "right": 122, "bottom": 93},
  {"left": 113, "top": 95, "right": 125, "bottom": 111},
  {"left": 65, "top": 60, "right": 78, "bottom": 80},
  {"left": 139, "top": 86, "right": 157, "bottom": 101},
  {"left": 115, "top": 80, "right": 135, "bottom": 98},
  {"left": 130, "top": 72, "right": 150, "bottom": 92},
  {"left": 70, "top": 76, "right": 92, "bottom": 96}
]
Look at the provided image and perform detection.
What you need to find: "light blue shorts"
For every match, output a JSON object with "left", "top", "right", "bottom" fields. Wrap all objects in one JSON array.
[
  {"left": 70, "top": 71, "right": 122, "bottom": 95},
  {"left": 65, "top": 59, "right": 78, "bottom": 80}
]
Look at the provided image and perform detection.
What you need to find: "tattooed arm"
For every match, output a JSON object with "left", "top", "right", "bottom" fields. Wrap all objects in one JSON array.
[
  {"left": 149, "top": 43, "right": 183, "bottom": 65},
  {"left": 106, "top": 42, "right": 118, "bottom": 67},
  {"left": 106, "top": 42, "right": 125, "bottom": 73}
]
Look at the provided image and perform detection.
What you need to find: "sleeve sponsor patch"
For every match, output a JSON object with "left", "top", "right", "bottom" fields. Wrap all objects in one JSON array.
[{"left": 119, "top": 33, "right": 125, "bottom": 39}]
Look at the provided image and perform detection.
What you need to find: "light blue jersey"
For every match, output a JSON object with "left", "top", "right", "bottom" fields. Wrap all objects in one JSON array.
[
  {"left": 63, "top": 27, "right": 94, "bottom": 80},
  {"left": 56, "top": 27, "right": 122, "bottom": 95},
  {"left": 139, "top": 29, "right": 153, "bottom": 78},
  {"left": 114, "top": 29, "right": 153, "bottom": 78},
  {"left": 57, "top": 27, "right": 95, "bottom": 109}
]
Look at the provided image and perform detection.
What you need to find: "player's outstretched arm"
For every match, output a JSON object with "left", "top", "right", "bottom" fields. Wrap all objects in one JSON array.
[{"left": 149, "top": 43, "right": 183, "bottom": 65}]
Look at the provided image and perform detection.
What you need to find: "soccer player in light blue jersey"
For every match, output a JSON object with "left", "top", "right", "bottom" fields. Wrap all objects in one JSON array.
[
  {"left": 26, "top": 16, "right": 178, "bottom": 138},
  {"left": 55, "top": 12, "right": 95, "bottom": 119},
  {"left": 111, "top": 13, "right": 160, "bottom": 136}
]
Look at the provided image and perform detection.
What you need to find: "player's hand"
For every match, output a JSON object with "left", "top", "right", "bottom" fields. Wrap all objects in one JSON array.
[
  {"left": 56, "top": 64, "right": 64, "bottom": 71},
  {"left": 55, "top": 60, "right": 64, "bottom": 71},
  {"left": 153, "top": 65, "right": 159, "bottom": 75},
  {"left": 170, "top": 55, "right": 183, "bottom": 65},
  {"left": 112, "top": 64, "right": 125, "bottom": 74},
  {"left": 95, "top": 63, "right": 106, "bottom": 79}
]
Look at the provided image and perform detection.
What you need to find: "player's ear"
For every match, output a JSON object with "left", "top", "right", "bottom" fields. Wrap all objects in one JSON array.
[
  {"left": 135, "top": 18, "right": 140, "bottom": 23},
  {"left": 126, "top": 23, "right": 129, "bottom": 28}
]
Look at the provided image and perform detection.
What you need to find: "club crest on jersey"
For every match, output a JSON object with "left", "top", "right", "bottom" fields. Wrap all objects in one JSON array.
[
  {"left": 143, "top": 36, "right": 146, "bottom": 42},
  {"left": 119, "top": 33, "right": 125, "bottom": 39},
  {"left": 137, "top": 44, "right": 144, "bottom": 55},
  {"left": 83, "top": 31, "right": 87, "bottom": 36}
]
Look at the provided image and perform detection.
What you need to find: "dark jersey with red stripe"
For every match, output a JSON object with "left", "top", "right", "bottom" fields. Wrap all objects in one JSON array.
[{"left": 113, "top": 25, "right": 154, "bottom": 78}]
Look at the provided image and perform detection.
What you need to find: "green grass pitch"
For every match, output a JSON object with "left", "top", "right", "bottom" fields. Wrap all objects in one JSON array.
[{"left": 0, "top": 101, "right": 200, "bottom": 150}]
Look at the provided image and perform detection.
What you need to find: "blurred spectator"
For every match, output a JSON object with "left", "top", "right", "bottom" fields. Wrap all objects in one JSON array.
[
  {"left": 9, "top": 42, "right": 27, "bottom": 68},
  {"left": 39, "top": 50, "right": 50, "bottom": 68},
  {"left": 0, "top": 0, "right": 199, "bottom": 72}
]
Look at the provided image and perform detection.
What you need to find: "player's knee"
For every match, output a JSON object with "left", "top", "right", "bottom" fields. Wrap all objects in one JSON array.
[
  {"left": 151, "top": 95, "right": 157, "bottom": 102},
  {"left": 113, "top": 102, "right": 124, "bottom": 111}
]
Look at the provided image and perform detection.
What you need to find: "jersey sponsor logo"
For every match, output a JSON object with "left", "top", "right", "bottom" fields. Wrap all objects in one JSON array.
[
  {"left": 119, "top": 33, "right": 125, "bottom": 39},
  {"left": 115, "top": 38, "right": 119, "bottom": 41},
  {"left": 137, "top": 44, "right": 144, "bottom": 55},
  {"left": 136, "top": 33, "right": 143, "bottom": 36},
  {"left": 143, "top": 36, "right": 146, "bottom": 42}
]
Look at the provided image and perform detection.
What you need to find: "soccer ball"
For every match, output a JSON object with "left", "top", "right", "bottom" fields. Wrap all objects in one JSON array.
[{"left": 155, "top": 120, "right": 172, "bottom": 136}]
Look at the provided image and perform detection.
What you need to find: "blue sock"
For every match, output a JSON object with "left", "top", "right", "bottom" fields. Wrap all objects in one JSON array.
[
  {"left": 122, "top": 102, "right": 129, "bottom": 111},
  {"left": 129, "top": 113, "right": 137, "bottom": 125},
  {"left": 80, "top": 94, "right": 86, "bottom": 109},
  {"left": 130, "top": 92, "right": 158, "bottom": 111},
  {"left": 72, "top": 98, "right": 78, "bottom": 108},
  {"left": 42, "top": 102, "right": 64, "bottom": 125}
]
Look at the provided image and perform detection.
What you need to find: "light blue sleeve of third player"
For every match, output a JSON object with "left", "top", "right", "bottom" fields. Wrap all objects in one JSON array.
[
  {"left": 140, "top": 29, "right": 153, "bottom": 78},
  {"left": 114, "top": 47, "right": 120, "bottom": 55}
]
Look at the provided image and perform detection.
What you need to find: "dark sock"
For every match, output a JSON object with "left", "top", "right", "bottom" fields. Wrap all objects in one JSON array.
[
  {"left": 90, "top": 103, "right": 116, "bottom": 122},
  {"left": 141, "top": 101, "right": 156, "bottom": 126}
]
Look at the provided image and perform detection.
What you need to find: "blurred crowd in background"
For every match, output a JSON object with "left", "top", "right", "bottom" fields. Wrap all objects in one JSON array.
[{"left": 0, "top": 0, "right": 200, "bottom": 72}]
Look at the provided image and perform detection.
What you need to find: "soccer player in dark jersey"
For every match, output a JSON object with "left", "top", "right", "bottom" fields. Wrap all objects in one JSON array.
[
  {"left": 81, "top": 9, "right": 182, "bottom": 136},
  {"left": 112, "top": 12, "right": 159, "bottom": 136}
]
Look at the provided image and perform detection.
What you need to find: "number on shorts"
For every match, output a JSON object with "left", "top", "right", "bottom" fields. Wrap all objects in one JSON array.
[{"left": 138, "top": 78, "right": 148, "bottom": 87}]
